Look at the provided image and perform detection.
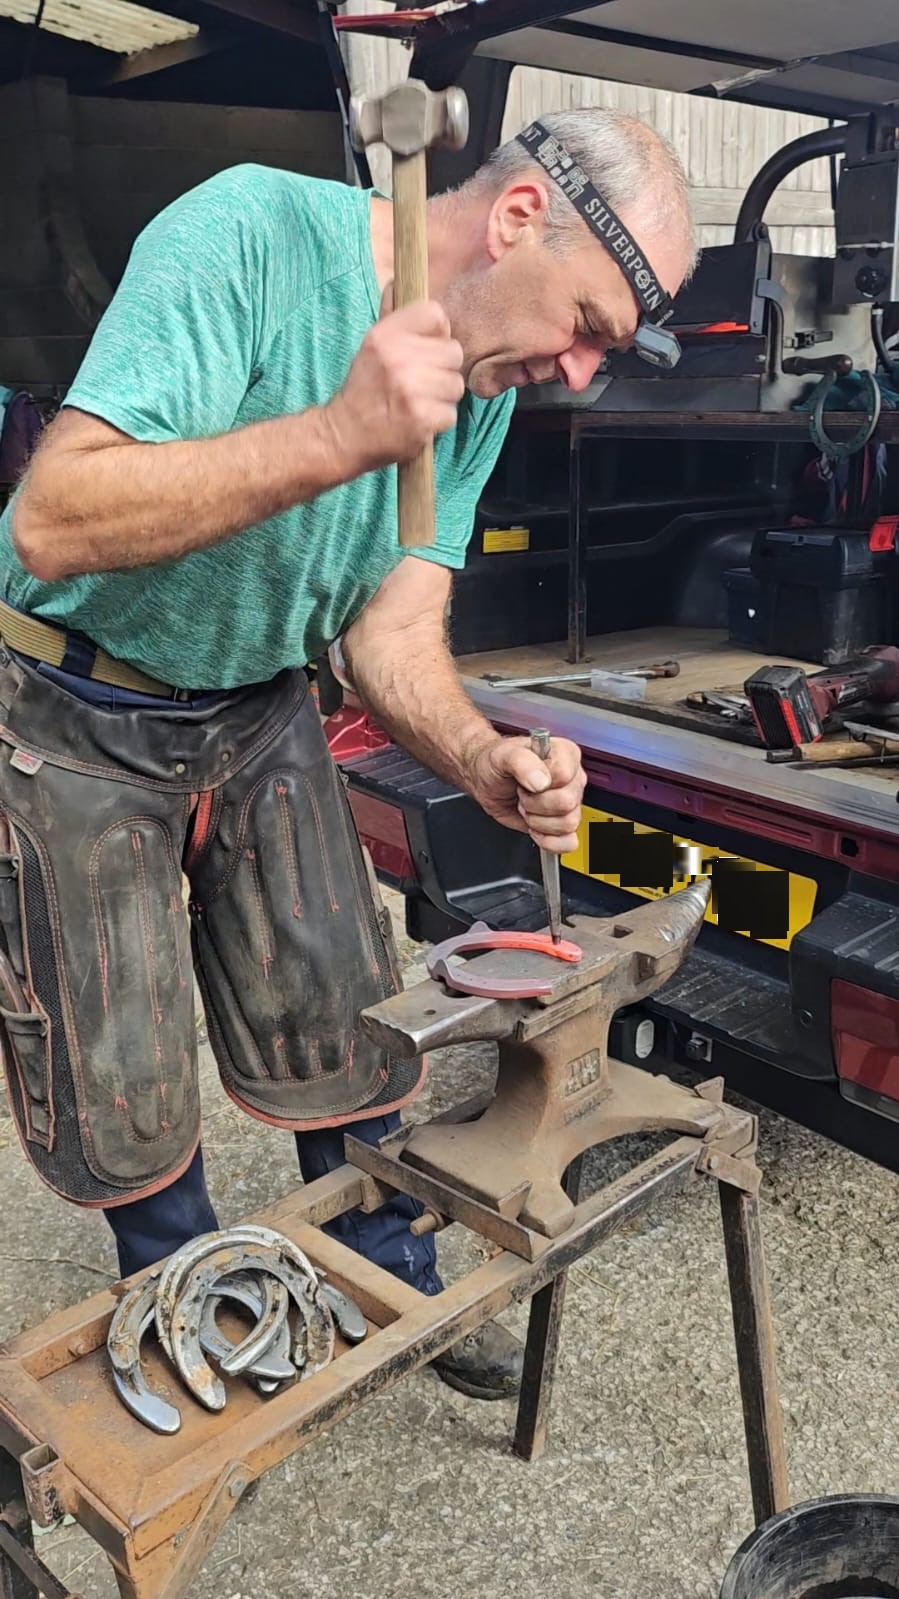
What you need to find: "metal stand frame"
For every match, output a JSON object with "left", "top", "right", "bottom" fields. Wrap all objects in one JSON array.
[{"left": 0, "top": 1105, "right": 788, "bottom": 1599}]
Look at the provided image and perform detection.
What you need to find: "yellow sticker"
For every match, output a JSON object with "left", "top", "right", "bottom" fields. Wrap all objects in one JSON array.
[
  {"left": 482, "top": 526, "right": 530, "bottom": 554},
  {"left": 564, "top": 804, "right": 818, "bottom": 950}
]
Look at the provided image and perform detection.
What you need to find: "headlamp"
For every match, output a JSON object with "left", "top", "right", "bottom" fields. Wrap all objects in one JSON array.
[{"left": 516, "top": 120, "right": 682, "bottom": 371}]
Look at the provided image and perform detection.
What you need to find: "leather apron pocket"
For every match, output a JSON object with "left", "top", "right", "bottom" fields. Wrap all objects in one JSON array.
[{"left": 0, "top": 816, "right": 54, "bottom": 1148}]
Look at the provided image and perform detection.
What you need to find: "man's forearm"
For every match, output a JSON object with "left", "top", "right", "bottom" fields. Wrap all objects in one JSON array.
[
  {"left": 343, "top": 560, "right": 585, "bottom": 852},
  {"left": 344, "top": 616, "right": 498, "bottom": 794},
  {"left": 14, "top": 405, "right": 353, "bottom": 581}
]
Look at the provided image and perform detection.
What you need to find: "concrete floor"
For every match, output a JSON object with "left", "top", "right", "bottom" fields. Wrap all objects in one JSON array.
[{"left": 2, "top": 895, "right": 899, "bottom": 1599}]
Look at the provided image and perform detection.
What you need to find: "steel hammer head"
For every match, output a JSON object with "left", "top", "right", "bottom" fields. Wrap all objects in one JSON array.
[{"left": 350, "top": 80, "right": 469, "bottom": 158}]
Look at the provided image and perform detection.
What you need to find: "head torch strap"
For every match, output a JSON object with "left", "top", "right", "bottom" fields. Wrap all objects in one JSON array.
[{"left": 515, "top": 119, "right": 674, "bottom": 327}]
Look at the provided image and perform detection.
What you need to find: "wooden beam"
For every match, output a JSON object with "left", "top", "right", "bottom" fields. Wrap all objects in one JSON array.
[
  {"left": 169, "top": 0, "right": 318, "bottom": 44},
  {"left": 78, "top": 30, "right": 234, "bottom": 88}
]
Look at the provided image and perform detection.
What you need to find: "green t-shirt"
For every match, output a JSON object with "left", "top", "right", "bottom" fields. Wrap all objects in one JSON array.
[{"left": 0, "top": 165, "right": 514, "bottom": 690}]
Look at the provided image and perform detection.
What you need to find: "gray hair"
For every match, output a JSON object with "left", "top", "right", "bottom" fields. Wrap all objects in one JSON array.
[{"left": 468, "top": 107, "right": 696, "bottom": 268}]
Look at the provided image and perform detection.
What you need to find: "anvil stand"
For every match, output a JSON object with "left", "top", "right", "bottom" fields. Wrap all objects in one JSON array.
[
  {"left": 347, "top": 882, "right": 789, "bottom": 1517},
  {"left": 0, "top": 887, "right": 787, "bottom": 1599}
]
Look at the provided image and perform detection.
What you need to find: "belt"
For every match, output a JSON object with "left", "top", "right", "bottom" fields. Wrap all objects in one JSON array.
[{"left": 0, "top": 598, "right": 181, "bottom": 698}]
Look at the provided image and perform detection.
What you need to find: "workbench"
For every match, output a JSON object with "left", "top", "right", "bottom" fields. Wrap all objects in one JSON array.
[
  {"left": 459, "top": 625, "right": 899, "bottom": 778},
  {"left": 0, "top": 1115, "right": 786, "bottom": 1599}
]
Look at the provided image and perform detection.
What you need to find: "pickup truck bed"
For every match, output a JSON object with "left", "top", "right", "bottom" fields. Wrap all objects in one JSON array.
[
  {"left": 332, "top": 624, "right": 899, "bottom": 1175},
  {"left": 462, "top": 624, "right": 899, "bottom": 766},
  {"left": 460, "top": 626, "right": 899, "bottom": 839}
]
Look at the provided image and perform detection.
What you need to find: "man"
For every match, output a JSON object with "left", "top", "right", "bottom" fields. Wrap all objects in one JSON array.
[{"left": 0, "top": 107, "right": 694, "bottom": 1400}]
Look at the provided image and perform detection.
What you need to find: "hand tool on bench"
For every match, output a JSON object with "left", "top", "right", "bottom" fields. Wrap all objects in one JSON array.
[
  {"left": 767, "top": 736, "right": 899, "bottom": 766},
  {"left": 843, "top": 718, "right": 899, "bottom": 744},
  {"left": 744, "top": 647, "right": 899, "bottom": 750},
  {"left": 485, "top": 660, "right": 680, "bottom": 690},
  {"left": 350, "top": 79, "right": 468, "bottom": 549},
  {"left": 685, "top": 689, "right": 754, "bottom": 723},
  {"left": 529, "top": 727, "right": 563, "bottom": 945},
  {"left": 348, "top": 881, "right": 758, "bottom": 1254}
]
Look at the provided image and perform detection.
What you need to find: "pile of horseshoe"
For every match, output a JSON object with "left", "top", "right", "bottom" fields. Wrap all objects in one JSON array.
[{"left": 106, "top": 1224, "right": 367, "bottom": 1435}]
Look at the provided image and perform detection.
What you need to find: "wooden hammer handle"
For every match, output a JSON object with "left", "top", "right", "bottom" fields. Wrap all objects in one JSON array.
[{"left": 392, "top": 150, "right": 435, "bottom": 549}]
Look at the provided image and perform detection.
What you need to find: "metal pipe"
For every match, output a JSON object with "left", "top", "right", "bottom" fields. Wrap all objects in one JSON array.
[
  {"left": 734, "top": 126, "right": 847, "bottom": 244},
  {"left": 872, "top": 306, "right": 899, "bottom": 382},
  {"left": 567, "top": 427, "right": 586, "bottom": 664}
]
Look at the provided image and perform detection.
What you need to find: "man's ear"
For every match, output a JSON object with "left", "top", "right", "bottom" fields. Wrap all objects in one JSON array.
[{"left": 486, "top": 181, "right": 551, "bottom": 262}]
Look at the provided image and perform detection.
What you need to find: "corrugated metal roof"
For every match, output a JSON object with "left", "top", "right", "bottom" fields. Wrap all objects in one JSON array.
[{"left": 0, "top": 0, "right": 198, "bottom": 54}]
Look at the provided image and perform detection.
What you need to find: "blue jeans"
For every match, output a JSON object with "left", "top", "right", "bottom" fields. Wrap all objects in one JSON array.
[
  {"left": 14, "top": 650, "right": 441, "bottom": 1294},
  {"left": 107, "top": 1119, "right": 441, "bottom": 1293}
]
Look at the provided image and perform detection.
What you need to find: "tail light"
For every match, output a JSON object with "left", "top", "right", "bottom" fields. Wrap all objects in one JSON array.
[{"left": 832, "top": 979, "right": 899, "bottom": 1100}]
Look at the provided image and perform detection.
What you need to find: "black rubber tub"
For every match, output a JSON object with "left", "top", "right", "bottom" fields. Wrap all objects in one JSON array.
[{"left": 721, "top": 1496, "right": 899, "bottom": 1599}]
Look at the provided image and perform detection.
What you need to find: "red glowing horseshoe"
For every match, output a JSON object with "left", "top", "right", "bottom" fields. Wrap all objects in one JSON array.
[{"left": 426, "top": 921, "right": 583, "bottom": 999}]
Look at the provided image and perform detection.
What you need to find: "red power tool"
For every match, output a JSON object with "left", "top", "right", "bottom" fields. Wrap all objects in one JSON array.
[{"left": 744, "top": 647, "right": 899, "bottom": 750}]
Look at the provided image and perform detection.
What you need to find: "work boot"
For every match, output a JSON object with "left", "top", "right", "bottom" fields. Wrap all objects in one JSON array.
[{"left": 432, "top": 1320, "right": 523, "bottom": 1400}]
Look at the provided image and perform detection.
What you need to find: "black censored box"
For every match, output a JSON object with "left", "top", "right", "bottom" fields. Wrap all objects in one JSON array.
[{"left": 587, "top": 820, "right": 789, "bottom": 941}]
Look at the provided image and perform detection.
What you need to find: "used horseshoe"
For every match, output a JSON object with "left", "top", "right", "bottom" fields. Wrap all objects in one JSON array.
[
  {"left": 319, "top": 1280, "right": 368, "bottom": 1344},
  {"left": 219, "top": 1276, "right": 288, "bottom": 1376},
  {"left": 156, "top": 1227, "right": 294, "bottom": 1368},
  {"left": 168, "top": 1273, "right": 287, "bottom": 1412},
  {"left": 210, "top": 1224, "right": 322, "bottom": 1282},
  {"left": 170, "top": 1240, "right": 334, "bottom": 1397},
  {"left": 217, "top": 1226, "right": 333, "bottom": 1368},
  {"left": 201, "top": 1273, "right": 294, "bottom": 1381},
  {"left": 200, "top": 1274, "right": 295, "bottom": 1383},
  {"left": 251, "top": 1294, "right": 293, "bottom": 1377},
  {"left": 157, "top": 1232, "right": 290, "bottom": 1410},
  {"left": 200, "top": 1224, "right": 329, "bottom": 1368},
  {"left": 426, "top": 921, "right": 583, "bottom": 1000},
  {"left": 107, "top": 1271, "right": 181, "bottom": 1436},
  {"left": 254, "top": 1376, "right": 283, "bottom": 1396},
  {"left": 156, "top": 1231, "right": 232, "bottom": 1362}
]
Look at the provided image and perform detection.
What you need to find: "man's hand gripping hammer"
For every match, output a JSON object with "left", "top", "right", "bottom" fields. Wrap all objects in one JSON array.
[{"left": 350, "top": 80, "right": 469, "bottom": 548}]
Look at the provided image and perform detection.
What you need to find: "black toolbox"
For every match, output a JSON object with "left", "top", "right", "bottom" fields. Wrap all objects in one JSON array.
[
  {"left": 722, "top": 567, "right": 763, "bottom": 648},
  {"left": 724, "top": 527, "right": 895, "bottom": 664}
]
